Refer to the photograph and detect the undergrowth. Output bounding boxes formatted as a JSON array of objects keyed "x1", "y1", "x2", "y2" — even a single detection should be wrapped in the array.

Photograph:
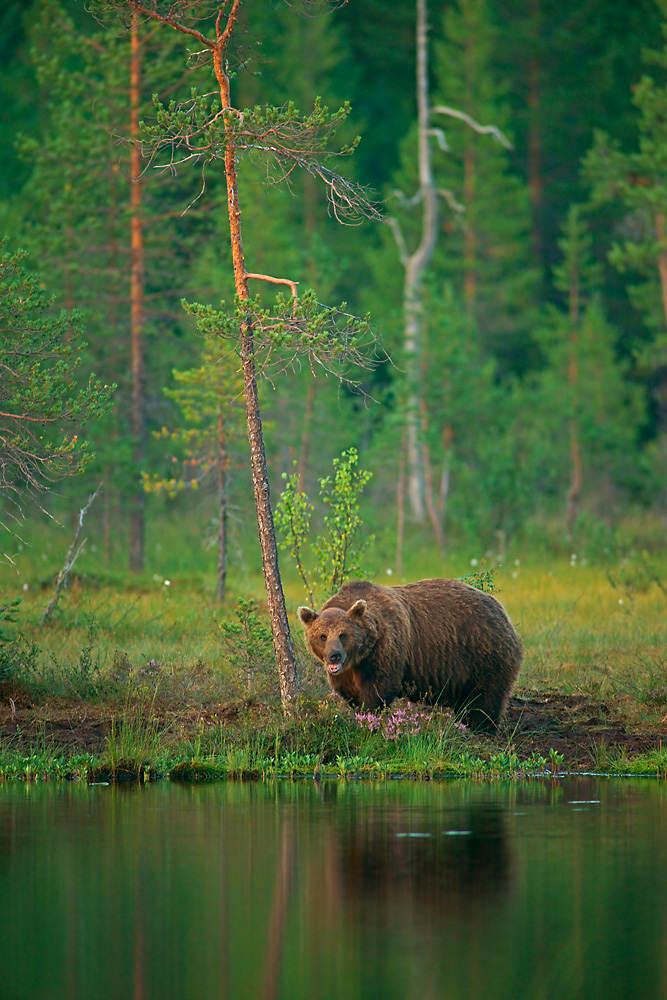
[{"x1": 0, "y1": 536, "x2": 666, "y2": 780}]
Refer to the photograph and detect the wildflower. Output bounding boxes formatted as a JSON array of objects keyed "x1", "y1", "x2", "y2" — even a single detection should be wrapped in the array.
[
  {"x1": 386, "y1": 568, "x2": 393, "y2": 576},
  {"x1": 164, "y1": 579, "x2": 171, "y2": 587},
  {"x1": 470, "y1": 558, "x2": 478, "y2": 567}
]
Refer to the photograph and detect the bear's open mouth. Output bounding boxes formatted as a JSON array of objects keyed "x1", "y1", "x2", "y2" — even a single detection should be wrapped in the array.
[{"x1": 326, "y1": 662, "x2": 342, "y2": 674}]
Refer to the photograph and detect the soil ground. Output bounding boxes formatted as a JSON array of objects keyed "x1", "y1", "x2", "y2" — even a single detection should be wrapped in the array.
[
  {"x1": 1, "y1": 681, "x2": 666, "y2": 772},
  {"x1": 505, "y1": 690, "x2": 667, "y2": 769}
]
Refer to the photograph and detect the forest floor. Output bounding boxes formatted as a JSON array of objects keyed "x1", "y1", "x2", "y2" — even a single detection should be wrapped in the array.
[
  {"x1": 1, "y1": 681, "x2": 666, "y2": 776},
  {"x1": 505, "y1": 689, "x2": 667, "y2": 771},
  {"x1": 1, "y1": 533, "x2": 667, "y2": 778}
]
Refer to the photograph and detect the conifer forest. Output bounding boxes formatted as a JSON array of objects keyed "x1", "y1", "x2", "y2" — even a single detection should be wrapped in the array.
[
  {"x1": 1, "y1": 0, "x2": 667, "y2": 707},
  {"x1": 0, "y1": 0, "x2": 667, "y2": 776},
  {"x1": 2, "y1": 0, "x2": 666, "y2": 567}
]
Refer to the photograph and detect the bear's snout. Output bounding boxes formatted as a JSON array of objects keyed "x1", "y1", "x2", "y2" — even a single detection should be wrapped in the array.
[{"x1": 324, "y1": 640, "x2": 347, "y2": 673}]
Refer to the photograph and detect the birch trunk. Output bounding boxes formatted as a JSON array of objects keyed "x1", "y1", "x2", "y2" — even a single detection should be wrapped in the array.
[
  {"x1": 401, "y1": 0, "x2": 439, "y2": 523},
  {"x1": 216, "y1": 406, "x2": 227, "y2": 603}
]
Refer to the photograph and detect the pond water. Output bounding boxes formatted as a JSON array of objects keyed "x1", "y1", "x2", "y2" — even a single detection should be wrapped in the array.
[{"x1": 1, "y1": 776, "x2": 666, "y2": 1000}]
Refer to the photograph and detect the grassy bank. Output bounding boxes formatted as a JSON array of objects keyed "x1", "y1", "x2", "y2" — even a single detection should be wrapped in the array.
[{"x1": 1, "y1": 520, "x2": 666, "y2": 779}]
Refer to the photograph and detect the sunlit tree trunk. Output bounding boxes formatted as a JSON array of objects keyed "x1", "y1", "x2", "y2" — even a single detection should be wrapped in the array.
[
  {"x1": 654, "y1": 212, "x2": 667, "y2": 330},
  {"x1": 396, "y1": 429, "x2": 406, "y2": 577},
  {"x1": 420, "y1": 395, "x2": 444, "y2": 554},
  {"x1": 129, "y1": 11, "x2": 146, "y2": 573},
  {"x1": 212, "y1": 14, "x2": 298, "y2": 714},
  {"x1": 438, "y1": 423, "x2": 454, "y2": 539},
  {"x1": 216, "y1": 405, "x2": 227, "y2": 602},
  {"x1": 526, "y1": 0, "x2": 543, "y2": 265},
  {"x1": 463, "y1": 138, "x2": 477, "y2": 308}
]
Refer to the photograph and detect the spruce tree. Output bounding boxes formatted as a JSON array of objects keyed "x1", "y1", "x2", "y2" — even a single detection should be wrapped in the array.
[
  {"x1": 432, "y1": 0, "x2": 537, "y2": 371},
  {"x1": 583, "y1": 17, "x2": 667, "y2": 439},
  {"x1": 531, "y1": 207, "x2": 646, "y2": 531},
  {"x1": 144, "y1": 334, "x2": 244, "y2": 601}
]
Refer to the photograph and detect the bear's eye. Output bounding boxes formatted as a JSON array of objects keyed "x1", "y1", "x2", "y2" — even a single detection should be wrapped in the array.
[
  {"x1": 339, "y1": 631, "x2": 347, "y2": 641},
  {"x1": 319, "y1": 634, "x2": 327, "y2": 642}
]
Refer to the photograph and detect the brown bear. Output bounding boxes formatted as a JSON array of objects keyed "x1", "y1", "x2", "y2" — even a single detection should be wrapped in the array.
[{"x1": 298, "y1": 578, "x2": 522, "y2": 731}]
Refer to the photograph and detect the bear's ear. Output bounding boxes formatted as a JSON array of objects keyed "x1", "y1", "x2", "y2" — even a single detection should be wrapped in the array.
[
  {"x1": 297, "y1": 606, "x2": 318, "y2": 625},
  {"x1": 347, "y1": 599, "x2": 367, "y2": 620}
]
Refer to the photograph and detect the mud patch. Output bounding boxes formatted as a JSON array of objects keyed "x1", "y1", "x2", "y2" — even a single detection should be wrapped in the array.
[{"x1": 506, "y1": 689, "x2": 667, "y2": 768}]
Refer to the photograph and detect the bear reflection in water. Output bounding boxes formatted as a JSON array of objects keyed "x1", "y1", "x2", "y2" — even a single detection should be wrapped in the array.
[{"x1": 316, "y1": 784, "x2": 513, "y2": 918}]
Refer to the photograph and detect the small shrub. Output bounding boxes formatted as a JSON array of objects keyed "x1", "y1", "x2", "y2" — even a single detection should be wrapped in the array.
[
  {"x1": 276, "y1": 447, "x2": 375, "y2": 603},
  {"x1": 218, "y1": 597, "x2": 275, "y2": 697},
  {"x1": 459, "y1": 565, "x2": 497, "y2": 593},
  {"x1": 0, "y1": 598, "x2": 20, "y2": 643}
]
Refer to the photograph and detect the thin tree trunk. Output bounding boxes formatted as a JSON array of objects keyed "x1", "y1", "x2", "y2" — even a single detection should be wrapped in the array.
[
  {"x1": 399, "y1": 0, "x2": 439, "y2": 524},
  {"x1": 526, "y1": 0, "x2": 542, "y2": 265},
  {"x1": 566, "y1": 414, "x2": 582, "y2": 540},
  {"x1": 104, "y1": 465, "x2": 112, "y2": 569},
  {"x1": 297, "y1": 379, "x2": 316, "y2": 492},
  {"x1": 105, "y1": 165, "x2": 120, "y2": 571},
  {"x1": 566, "y1": 244, "x2": 582, "y2": 540},
  {"x1": 129, "y1": 12, "x2": 146, "y2": 573},
  {"x1": 437, "y1": 424, "x2": 453, "y2": 541},
  {"x1": 216, "y1": 406, "x2": 227, "y2": 602},
  {"x1": 420, "y1": 392, "x2": 444, "y2": 555},
  {"x1": 213, "y1": 14, "x2": 298, "y2": 714},
  {"x1": 463, "y1": 138, "x2": 476, "y2": 308},
  {"x1": 654, "y1": 212, "x2": 667, "y2": 329},
  {"x1": 396, "y1": 430, "x2": 406, "y2": 578},
  {"x1": 654, "y1": 211, "x2": 667, "y2": 433}
]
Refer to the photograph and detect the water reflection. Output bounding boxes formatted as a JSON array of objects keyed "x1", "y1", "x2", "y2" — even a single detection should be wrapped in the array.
[
  {"x1": 326, "y1": 781, "x2": 513, "y2": 917},
  {"x1": 0, "y1": 778, "x2": 666, "y2": 1000}
]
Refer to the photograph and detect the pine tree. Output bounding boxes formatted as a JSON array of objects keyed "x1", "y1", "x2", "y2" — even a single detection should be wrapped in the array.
[
  {"x1": 15, "y1": 0, "x2": 210, "y2": 569},
  {"x1": 97, "y1": 0, "x2": 380, "y2": 715},
  {"x1": 0, "y1": 243, "x2": 113, "y2": 534},
  {"x1": 432, "y1": 0, "x2": 537, "y2": 371},
  {"x1": 144, "y1": 335, "x2": 244, "y2": 601}
]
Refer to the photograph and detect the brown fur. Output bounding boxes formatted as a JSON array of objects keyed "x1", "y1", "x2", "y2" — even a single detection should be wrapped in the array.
[{"x1": 298, "y1": 578, "x2": 523, "y2": 731}]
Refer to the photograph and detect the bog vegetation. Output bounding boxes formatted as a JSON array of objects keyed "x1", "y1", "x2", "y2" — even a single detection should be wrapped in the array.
[{"x1": 0, "y1": 0, "x2": 666, "y2": 777}]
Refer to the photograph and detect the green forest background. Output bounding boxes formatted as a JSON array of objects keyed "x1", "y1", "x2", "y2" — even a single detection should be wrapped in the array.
[{"x1": 2, "y1": 0, "x2": 667, "y2": 588}]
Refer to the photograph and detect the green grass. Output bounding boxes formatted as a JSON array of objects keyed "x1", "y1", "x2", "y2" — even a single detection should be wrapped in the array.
[{"x1": 1, "y1": 510, "x2": 666, "y2": 780}]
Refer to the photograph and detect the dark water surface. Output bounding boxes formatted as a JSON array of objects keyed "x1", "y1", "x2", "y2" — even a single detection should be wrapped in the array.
[{"x1": 1, "y1": 777, "x2": 666, "y2": 1000}]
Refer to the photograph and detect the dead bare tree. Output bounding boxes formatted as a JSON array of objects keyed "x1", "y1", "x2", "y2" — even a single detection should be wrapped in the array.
[
  {"x1": 388, "y1": 0, "x2": 509, "y2": 531},
  {"x1": 41, "y1": 484, "x2": 102, "y2": 625}
]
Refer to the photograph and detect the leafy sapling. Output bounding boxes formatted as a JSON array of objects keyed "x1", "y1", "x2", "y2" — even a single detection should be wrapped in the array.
[{"x1": 276, "y1": 447, "x2": 375, "y2": 603}]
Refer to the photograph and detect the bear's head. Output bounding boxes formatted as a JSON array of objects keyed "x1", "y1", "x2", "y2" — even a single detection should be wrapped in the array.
[{"x1": 297, "y1": 599, "x2": 372, "y2": 677}]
